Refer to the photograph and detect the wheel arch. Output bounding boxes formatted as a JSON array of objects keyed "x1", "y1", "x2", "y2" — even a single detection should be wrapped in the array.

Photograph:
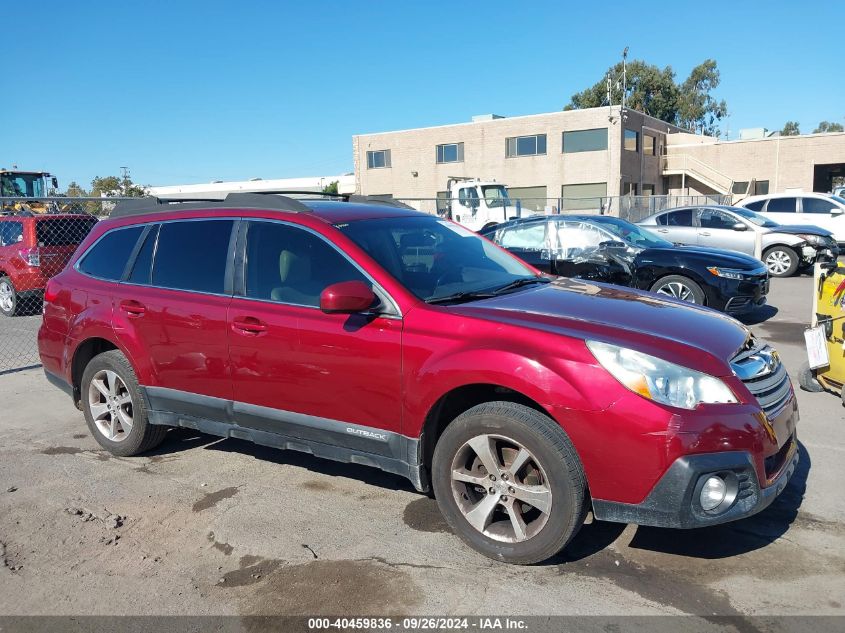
[{"x1": 69, "y1": 337, "x2": 124, "y2": 405}]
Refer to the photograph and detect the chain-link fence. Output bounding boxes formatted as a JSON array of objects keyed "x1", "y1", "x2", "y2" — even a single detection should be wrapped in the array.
[{"x1": 0, "y1": 197, "x2": 127, "y2": 373}]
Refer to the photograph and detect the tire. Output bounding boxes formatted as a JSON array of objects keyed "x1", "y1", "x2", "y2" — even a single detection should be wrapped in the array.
[
  {"x1": 798, "y1": 362, "x2": 824, "y2": 393},
  {"x1": 432, "y1": 401, "x2": 587, "y2": 565},
  {"x1": 81, "y1": 350, "x2": 167, "y2": 456},
  {"x1": 0, "y1": 276, "x2": 19, "y2": 317},
  {"x1": 763, "y1": 246, "x2": 799, "y2": 278},
  {"x1": 650, "y1": 275, "x2": 706, "y2": 305}
]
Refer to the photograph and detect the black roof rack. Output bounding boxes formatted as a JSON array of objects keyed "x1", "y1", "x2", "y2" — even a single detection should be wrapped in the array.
[{"x1": 110, "y1": 191, "x2": 416, "y2": 218}]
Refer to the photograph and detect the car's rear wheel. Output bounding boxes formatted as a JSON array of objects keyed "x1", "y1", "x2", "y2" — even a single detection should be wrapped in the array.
[
  {"x1": 81, "y1": 350, "x2": 167, "y2": 456},
  {"x1": 432, "y1": 401, "x2": 587, "y2": 564},
  {"x1": 650, "y1": 275, "x2": 706, "y2": 305},
  {"x1": 0, "y1": 276, "x2": 19, "y2": 317},
  {"x1": 763, "y1": 246, "x2": 799, "y2": 277}
]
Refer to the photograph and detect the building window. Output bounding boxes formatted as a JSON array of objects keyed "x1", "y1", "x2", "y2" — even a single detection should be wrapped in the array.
[
  {"x1": 624, "y1": 129, "x2": 639, "y2": 152},
  {"x1": 506, "y1": 134, "x2": 547, "y2": 157},
  {"x1": 436, "y1": 143, "x2": 464, "y2": 164},
  {"x1": 561, "y1": 182, "x2": 608, "y2": 211},
  {"x1": 562, "y1": 128, "x2": 607, "y2": 153},
  {"x1": 643, "y1": 134, "x2": 656, "y2": 156},
  {"x1": 732, "y1": 181, "x2": 749, "y2": 194},
  {"x1": 366, "y1": 149, "x2": 391, "y2": 169},
  {"x1": 754, "y1": 180, "x2": 770, "y2": 195},
  {"x1": 642, "y1": 184, "x2": 654, "y2": 196},
  {"x1": 508, "y1": 186, "x2": 548, "y2": 212}
]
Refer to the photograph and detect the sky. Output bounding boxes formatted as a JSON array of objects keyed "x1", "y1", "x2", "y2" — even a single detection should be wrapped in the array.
[{"x1": 6, "y1": 0, "x2": 843, "y2": 189}]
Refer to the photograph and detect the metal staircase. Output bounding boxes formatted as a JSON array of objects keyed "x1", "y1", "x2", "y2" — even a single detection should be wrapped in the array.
[{"x1": 661, "y1": 154, "x2": 750, "y2": 202}]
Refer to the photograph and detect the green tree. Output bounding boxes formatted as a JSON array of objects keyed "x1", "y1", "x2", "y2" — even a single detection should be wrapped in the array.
[
  {"x1": 90, "y1": 174, "x2": 146, "y2": 197},
  {"x1": 64, "y1": 181, "x2": 88, "y2": 197},
  {"x1": 781, "y1": 121, "x2": 801, "y2": 136},
  {"x1": 565, "y1": 58, "x2": 728, "y2": 136},
  {"x1": 814, "y1": 121, "x2": 844, "y2": 133},
  {"x1": 322, "y1": 180, "x2": 339, "y2": 195}
]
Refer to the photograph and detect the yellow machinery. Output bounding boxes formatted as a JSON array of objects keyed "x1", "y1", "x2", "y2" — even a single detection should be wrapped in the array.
[
  {"x1": 801, "y1": 261, "x2": 845, "y2": 400},
  {"x1": 0, "y1": 169, "x2": 59, "y2": 214}
]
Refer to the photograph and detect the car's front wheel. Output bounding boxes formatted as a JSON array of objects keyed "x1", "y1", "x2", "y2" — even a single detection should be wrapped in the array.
[
  {"x1": 432, "y1": 402, "x2": 587, "y2": 564},
  {"x1": 763, "y1": 246, "x2": 799, "y2": 277},
  {"x1": 0, "y1": 276, "x2": 19, "y2": 317},
  {"x1": 81, "y1": 350, "x2": 168, "y2": 456},
  {"x1": 650, "y1": 275, "x2": 706, "y2": 305}
]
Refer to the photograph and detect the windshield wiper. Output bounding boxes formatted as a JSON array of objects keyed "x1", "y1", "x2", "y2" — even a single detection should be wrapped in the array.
[
  {"x1": 491, "y1": 276, "x2": 551, "y2": 295},
  {"x1": 425, "y1": 290, "x2": 498, "y2": 305}
]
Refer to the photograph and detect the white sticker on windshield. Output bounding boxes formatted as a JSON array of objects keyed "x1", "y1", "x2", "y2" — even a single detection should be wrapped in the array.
[{"x1": 436, "y1": 220, "x2": 477, "y2": 238}]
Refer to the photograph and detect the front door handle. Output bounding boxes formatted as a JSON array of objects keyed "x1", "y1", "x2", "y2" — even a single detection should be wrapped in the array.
[
  {"x1": 656, "y1": 229, "x2": 669, "y2": 233},
  {"x1": 699, "y1": 231, "x2": 711, "y2": 236},
  {"x1": 119, "y1": 300, "x2": 146, "y2": 317},
  {"x1": 231, "y1": 316, "x2": 268, "y2": 335}
]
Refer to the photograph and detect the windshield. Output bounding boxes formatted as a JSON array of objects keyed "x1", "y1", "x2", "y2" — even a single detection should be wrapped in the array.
[
  {"x1": 0, "y1": 173, "x2": 44, "y2": 198},
  {"x1": 482, "y1": 185, "x2": 510, "y2": 209},
  {"x1": 591, "y1": 217, "x2": 672, "y2": 249},
  {"x1": 726, "y1": 205, "x2": 779, "y2": 228},
  {"x1": 336, "y1": 215, "x2": 537, "y2": 303}
]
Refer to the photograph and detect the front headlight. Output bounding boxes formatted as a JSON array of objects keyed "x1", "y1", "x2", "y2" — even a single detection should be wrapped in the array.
[
  {"x1": 707, "y1": 267, "x2": 745, "y2": 280},
  {"x1": 797, "y1": 233, "x2": 824, "y2": 246},
  {"x1": 587, "y1": 341, "x2": 738, "y2": 410}
]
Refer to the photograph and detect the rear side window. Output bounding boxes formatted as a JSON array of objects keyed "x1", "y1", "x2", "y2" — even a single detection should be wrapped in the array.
[
  {"x1": 152, "y1": 220, "x2": 234, "y2": 294},
  {"x1": 0, "y1": 221, "x2": 24, "y2": 246},
  {"x1": 766, "y1": 198, "x2": 796, "y2": 213},
  {"x1": 78, "y1": 226, "x2": 144, "y2": 281},
  {"x1": 744, "y1": 200, "x2": 765, "y2": 211},
  {"x1": 36, "y1": 217, "x2": 98, "y2": 246},
  {"x1": 662, "y1": 209, "x2": 693, "y2": 227}
]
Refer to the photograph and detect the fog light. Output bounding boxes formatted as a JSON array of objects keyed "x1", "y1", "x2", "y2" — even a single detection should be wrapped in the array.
[{"x1": 700, "y1": 476, "x2": 727, "y2": 511}]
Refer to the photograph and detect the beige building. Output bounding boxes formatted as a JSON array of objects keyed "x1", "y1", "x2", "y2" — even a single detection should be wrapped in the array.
[{"x1": 352, "y1": 107, "x2": 845, "y2": 211}]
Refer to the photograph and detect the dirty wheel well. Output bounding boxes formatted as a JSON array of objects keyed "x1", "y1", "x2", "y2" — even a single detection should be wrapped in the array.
[
  {"x1": 71, "y1": 338, "x2": 118, "y2": 404},
  {"x1": 420, "y1": 384, "x2": 548, "y2": 487}
]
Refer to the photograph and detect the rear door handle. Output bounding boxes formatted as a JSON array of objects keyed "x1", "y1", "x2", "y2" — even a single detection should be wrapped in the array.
[
  {"x1": 119, "y1": 300, "x2": 146, "y2": 317},
  {"x1": 231, "y1": 316, "x2": 268, "y2": 335},
  {"x1": 699, "y1": 231, "x2": 711, "y2": 236},
  {"x1": 656, "y1": 229, "x2": 669, "y2": 233}
]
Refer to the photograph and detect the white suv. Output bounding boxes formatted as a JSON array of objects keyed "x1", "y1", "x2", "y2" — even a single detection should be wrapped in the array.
[{"x1": 737, "y1": 192, "x2": 845, "y2": 243}]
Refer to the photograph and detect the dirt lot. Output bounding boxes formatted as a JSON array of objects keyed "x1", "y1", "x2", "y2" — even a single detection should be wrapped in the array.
[{"x1": 1, "y1": 275, "x2": 844, "y2": 622}]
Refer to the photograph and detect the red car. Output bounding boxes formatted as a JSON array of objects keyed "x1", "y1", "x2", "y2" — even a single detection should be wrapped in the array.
[
  {"x1": 0, "y1": 213, "x2": 98, "y2": 316},
  {"x1": 38, "y1": 194, "x2": 799, "y2": 564}
]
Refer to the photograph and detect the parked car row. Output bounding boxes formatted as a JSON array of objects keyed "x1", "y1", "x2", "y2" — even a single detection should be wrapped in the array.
[
  {"x1": 38, "y1": 193, "x2": 799, "y2": 565},
  {"x1": 736, "y1": 192, "x2": 845, "y2": 244}
]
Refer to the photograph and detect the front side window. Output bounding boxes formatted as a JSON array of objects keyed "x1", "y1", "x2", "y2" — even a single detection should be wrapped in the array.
[
  {"x1": 0, "y1": 221, "x2": 24, "y2": 247},
  {"x1": 482, "y1": 185, "x2": 510, "y2": 208},
  {"x1": 506, "y1": 134, "x2": 546, "y2": 157},
  {"x1": 562, "y1": 128, "x2": 607, "y2": 153},
  {"x1": 436, "y1": 143, "x2": 464, "y2": 164},
  {"x1": 556, "y1": 222, "x2": 608, "y2": 259},
  {"x1": 500, "y1": 222, "x2": 547, "y2": 250},
  {"x1": 337, "y1": 216, "x2": 534, "y2": 303},
  {"x1": 152, "y1": 220, "x2": 234, "y2": 294},
  {"x1": 802, "y1": 197, "x2": 837, "y2": 213},
  {"x1": 766, "y1": 197, "x2": 797, "y2": 213},
  {"x1": 366, "y1": 149, "x2": 391, "y2": 169},
  {"x1": 624, "y1": 129, "x2": 639, "y2": 152},
  {"x1": 244, "y1": 221, "x2": 367, "y2": 307},
  {"x1": 78, "y1": 226, "x2": 144, "y2": 281},
  {"x1": 699, "y1": 209, "x2": 739, "y2": 230}
]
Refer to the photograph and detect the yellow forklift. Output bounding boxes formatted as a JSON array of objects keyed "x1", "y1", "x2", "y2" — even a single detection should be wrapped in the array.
[
  {"x1": 0, "y1": 169, "x2": 60, "y2": 214},
  {"x1": 801, "y1": 261, "x2": 845, "y2": 402}
]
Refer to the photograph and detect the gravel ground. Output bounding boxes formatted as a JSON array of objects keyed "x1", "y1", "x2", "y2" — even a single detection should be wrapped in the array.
[{"x1": 0, "y1": 275, "x2": 843, "y2": 623}]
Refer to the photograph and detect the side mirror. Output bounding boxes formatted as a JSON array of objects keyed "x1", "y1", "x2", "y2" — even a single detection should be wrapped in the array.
[
  {"x1": 320, "y1": 280, "x2": 376, "y2": 314},
  {"x1": 830, "y1": 208, "x2": 843, "y2": 216},
  {"x1": 599, "y1": 240, "x2": 628, "y2": 250},
  {"x1": 51, "y1": 177, "x2": 59, "y2": 190},
  {"x1": 731, "y1": 222, "x2": 748, "y2": 231}
]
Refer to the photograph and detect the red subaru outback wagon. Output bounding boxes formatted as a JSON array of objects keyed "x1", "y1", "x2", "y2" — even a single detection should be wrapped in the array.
[{"x1": 39, "y1": 193, "x2": 799, "y2": 564}]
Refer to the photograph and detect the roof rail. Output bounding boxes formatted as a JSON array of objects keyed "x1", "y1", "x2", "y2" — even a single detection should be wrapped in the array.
[
  {"x1": 110, "y1": 193, "x2": 312, "y2": 218},
  {"x1": 214, "y1": 190, "x2": 417, "y2": 211}
]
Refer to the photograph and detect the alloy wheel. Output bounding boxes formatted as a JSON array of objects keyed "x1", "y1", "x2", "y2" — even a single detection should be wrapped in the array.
[
  {"x1": 765, "y1": 250, "x2": 792, "y2": 276},
  {"x1": 0, "y1": 281, "x2": 13, "y2": 313},
  {"x1": 655, "y1": 281, "x2": 695, "y2": 302},
  {"x1": 450, "y1": 434, "x2": 552, "y2": 543},
  {"x1": 88, "y1": 370, "x2": 134, "y2": 442}
]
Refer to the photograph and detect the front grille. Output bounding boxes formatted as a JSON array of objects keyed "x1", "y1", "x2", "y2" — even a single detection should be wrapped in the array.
[{"x1": 731, "y1": 337, "x2": 793, "y2": 418}]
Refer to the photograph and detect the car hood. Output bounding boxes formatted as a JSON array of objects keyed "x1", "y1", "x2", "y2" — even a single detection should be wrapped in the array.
[
  {"x1": 766, "y1": 224, "x2": 834, "y2": 238},
  {"x1": 450, "y1": 278, "x2": 750, "y2": 376},
  {"x1": 642, "y1": 245, "x2": 765, "y2": 270}
]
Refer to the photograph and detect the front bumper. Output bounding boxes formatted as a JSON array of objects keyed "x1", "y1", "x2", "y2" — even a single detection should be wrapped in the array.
[
  {"x1": 592, "y1": 435, "x2": 799, "y2": 529},
  {"x1": 710, "y1": 275, "x2": 769, "y2": 314}
]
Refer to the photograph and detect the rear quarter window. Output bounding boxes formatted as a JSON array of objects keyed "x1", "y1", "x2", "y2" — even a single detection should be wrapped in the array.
[
  {"x1": 0, "y1": 221, "x2": 24, "y2": 246},
  {"x1": 77, "y1": 226, "x2": 144, "y2": 281},
  {"x1": 36, "y1": 217, "x2": 98, "y2": 246},
  {"x1": 744, "y1": 200, "x2": 765, "y2": 212}
]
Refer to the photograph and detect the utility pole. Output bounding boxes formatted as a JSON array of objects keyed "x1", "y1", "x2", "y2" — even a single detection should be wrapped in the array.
[{"x1": 621, "y1": 46, "x2": 629, "y2": 112}]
